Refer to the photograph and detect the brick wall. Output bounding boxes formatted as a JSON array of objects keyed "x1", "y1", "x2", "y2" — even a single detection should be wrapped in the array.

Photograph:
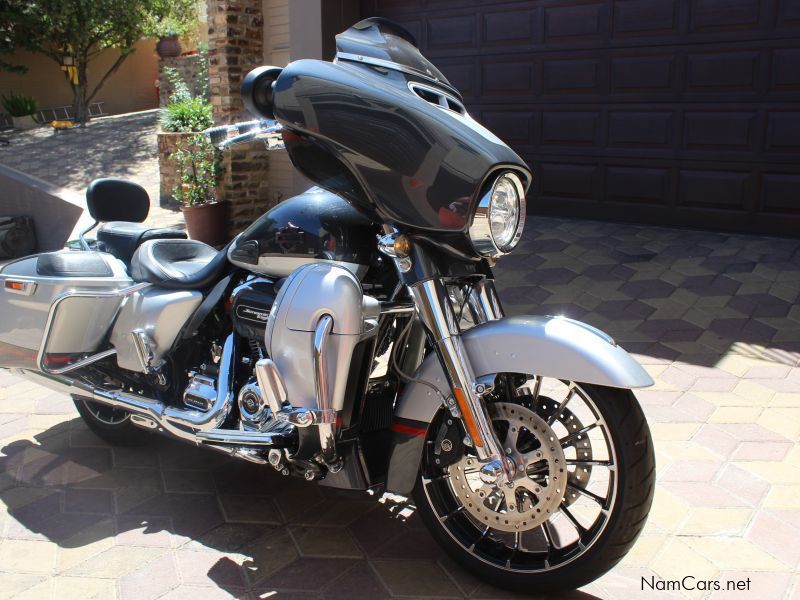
[
  {"x1": 207, "y1": 0, "x2": 278, "y2": 235},
  {"x1": 207, "y1": 0, "x2": 264, "y2": 124}
]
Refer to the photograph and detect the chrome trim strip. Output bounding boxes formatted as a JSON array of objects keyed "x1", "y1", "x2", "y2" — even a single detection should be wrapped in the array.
[
  {"x1": 313, "y1": 315, "x2": 338, "y2": 465},
  {"x1": 43, "y1": 348, "x2": 118, "y2": 375},
  {"x1": 196, "y1": 428, "x2": 288, "y2": 446},
  {"x1": 37, "y1": 281, "x2": 151, "y2": 375},
  {"x1": 335, "y1": 52, "x2": 462, "y2": 98}
]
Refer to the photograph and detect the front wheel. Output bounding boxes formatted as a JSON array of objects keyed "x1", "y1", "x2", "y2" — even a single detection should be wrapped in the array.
[{"x1": 413, "y1": 378, "x2": 655, "y2": 594}]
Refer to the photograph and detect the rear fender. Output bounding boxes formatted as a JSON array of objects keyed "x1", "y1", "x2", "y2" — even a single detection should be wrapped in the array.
[{"x1": 386, "y1": 315, "x2": 653, "y2": 494}]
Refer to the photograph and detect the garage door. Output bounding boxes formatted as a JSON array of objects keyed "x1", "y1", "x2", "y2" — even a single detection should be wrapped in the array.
[{"x1": 359, "y1": 0, "x2": 800, "y2": 236}]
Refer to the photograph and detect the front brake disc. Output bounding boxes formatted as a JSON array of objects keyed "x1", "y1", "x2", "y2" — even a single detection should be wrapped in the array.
[
  {"x1": 536, "y1": 395, "x2": 593, "y2": 506},
  {"x1": 447, "y1": 402, "x2": 567, "y2": 533}
]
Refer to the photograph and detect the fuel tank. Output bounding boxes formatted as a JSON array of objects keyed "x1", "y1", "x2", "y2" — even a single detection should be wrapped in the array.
[{"x1": 227, "y1": 186, "x2": 378, "y2": 279}]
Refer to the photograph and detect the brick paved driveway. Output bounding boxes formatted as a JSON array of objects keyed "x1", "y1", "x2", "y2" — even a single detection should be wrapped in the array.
[
  {"x1": 0, "y1": 214, "x2": 798, "y2": 598},
  {"x1": 0, "y1": 111, "x2": 181, "y2": 230}
]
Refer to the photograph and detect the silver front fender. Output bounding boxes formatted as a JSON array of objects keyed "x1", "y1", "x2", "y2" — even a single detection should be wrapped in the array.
[{"x1": 386, "y1": 315, "x2": 653, "y2": 493}]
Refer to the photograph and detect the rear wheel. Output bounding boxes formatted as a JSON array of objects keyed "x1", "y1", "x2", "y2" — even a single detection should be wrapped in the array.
[
  {"x1": 413, "y1": 377, "x2": 654, "y2": 594},
  {"x1": 73, "y1": 398, "x2": 153, "y2": 446}
]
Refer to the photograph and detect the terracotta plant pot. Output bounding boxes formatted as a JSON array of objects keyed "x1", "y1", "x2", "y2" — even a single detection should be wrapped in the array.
[
  {"x1": 12, "y1": 115, "x2": 38, "y2": 130},
  {"x1": 182, "y1": 201, "x2": 230, "y2": 247},
  {"x1": 156, "y1": 36, "x2": 182, "y2": 59}
]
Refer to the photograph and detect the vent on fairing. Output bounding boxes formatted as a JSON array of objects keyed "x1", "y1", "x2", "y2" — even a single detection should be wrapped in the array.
[{"x1": 408, "y1": 82, "x2": 465, "y2": 114}]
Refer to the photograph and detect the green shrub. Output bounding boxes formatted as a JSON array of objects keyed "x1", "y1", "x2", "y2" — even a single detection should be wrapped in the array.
[
  {"x1": 1, "y1": 91, "x2": 37, "y2": 117},
  {"x1": 172, "y1": 134, "x2": 219, "y2": 206},
  {"x1": 159, "y1": 96, "x2": 212, "y2": 132}
]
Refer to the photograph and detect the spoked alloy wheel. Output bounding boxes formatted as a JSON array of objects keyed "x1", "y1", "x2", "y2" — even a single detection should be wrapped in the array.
[{"x1": 413, "y1": 377, "x2": 655, "y2": 594}]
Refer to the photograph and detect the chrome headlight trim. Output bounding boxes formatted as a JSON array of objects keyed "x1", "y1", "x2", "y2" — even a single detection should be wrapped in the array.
[{"x1": 469, "y1": 171, "x2": 526, "y2": 258}]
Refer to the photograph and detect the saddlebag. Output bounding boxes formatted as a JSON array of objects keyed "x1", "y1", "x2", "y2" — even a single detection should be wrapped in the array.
[{"x1": 0, "y1": 250, "x2": 133, "y2": 370}]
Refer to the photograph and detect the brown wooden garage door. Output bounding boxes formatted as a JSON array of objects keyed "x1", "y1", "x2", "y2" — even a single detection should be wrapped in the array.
[{"x1": 359, "y1": 0, "x2": 800, "y2": 236}]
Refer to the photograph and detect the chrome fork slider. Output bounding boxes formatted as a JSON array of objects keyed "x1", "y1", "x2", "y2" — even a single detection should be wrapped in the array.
[{"x1": 410, "y1": 278, "x2": 513, "y2": 485}]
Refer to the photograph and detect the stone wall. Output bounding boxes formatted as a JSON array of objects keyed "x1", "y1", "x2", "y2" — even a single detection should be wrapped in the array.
[
  {"x1": 207, "y1": 0, "x2": 278, "y2": 235},
  {"x1": 158, "y1": 54, "x2": 206, "y2": 107}
]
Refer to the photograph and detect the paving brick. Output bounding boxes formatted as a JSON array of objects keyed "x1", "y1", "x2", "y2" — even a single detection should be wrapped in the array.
[
  {"x1": 289, "y1": 525, "x2": 363, "y2": 558},
  {"x1": 371, "y1": 559, "x2": 462, "y2": 597},
  {"x1": 679, "y1": 508, "x2": 753, "y2": 536}
]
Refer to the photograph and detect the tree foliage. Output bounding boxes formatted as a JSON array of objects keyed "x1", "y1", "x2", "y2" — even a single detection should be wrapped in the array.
[{"x1": 0, "y1": 0, "x2": 198, "y2": 122}]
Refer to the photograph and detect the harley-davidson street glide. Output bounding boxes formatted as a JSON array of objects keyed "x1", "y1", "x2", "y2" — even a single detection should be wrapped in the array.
[{"x1": 0, "y1": 18, "x2": 654, "y2": 593}]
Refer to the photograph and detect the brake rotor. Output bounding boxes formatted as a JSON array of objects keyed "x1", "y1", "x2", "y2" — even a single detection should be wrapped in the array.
[
  {"x1": 535, "y1": 395, "x2": 594, "y2": 507},
  {"x1": 447, "y1": 402, "x2": 567, "y2": 533}
]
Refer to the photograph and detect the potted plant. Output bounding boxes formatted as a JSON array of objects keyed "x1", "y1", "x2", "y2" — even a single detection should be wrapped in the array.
[
  {"x1": 157, "y1": 67, "x2": 213, "y2": 207},
  {"x1": 173, "y1": 133, "x2": 229, "y2": 246},
  {"x1": 1, "y1": 92, "x2": 39, "y2": 130},
  {"x1": 148, "y1": 1, "x2": 199, "y2": 59},
  {"x1": 155, "y1": 32, "x2": 182, "y2": 59}
]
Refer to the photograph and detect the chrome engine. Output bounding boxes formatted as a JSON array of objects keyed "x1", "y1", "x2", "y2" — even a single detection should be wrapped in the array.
[{"x1": 27, "y1": 263, "x2": 380, "y2": 478}]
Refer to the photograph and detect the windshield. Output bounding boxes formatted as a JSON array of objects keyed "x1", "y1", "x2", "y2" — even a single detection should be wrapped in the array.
[{"x1": 335, "y1": 17, "x2": 459, "y2": 98}]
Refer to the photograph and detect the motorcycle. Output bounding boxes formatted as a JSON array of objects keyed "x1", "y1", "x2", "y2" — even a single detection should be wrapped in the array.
[{"x1": 0, "y1": 18, "x2": 655, "y2": 593}]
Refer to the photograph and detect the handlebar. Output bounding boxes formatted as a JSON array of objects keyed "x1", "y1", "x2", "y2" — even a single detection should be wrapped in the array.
[{"x1": 203, "y1": 119, "x2": 285, "y2": 150}]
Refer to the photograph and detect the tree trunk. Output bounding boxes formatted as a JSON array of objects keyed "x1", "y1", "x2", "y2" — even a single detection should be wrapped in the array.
[{"x1": 71, "y1": 63, "x2": 89, "y2": 125}]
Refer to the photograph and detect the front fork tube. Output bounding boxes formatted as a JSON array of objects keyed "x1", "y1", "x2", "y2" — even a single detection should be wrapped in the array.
[{"x1": 409, "y1": 278, "x2": 514, "y2": 485}]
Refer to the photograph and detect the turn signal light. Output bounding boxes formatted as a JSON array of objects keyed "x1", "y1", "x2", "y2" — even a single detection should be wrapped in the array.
[{"x1": 453, "y1": 387, "x2": 483, "y2": 448}]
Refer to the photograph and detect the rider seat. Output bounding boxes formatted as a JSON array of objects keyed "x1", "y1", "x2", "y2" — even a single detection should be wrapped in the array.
[
  {"x1": 130, "y1": 239, "x2": 231, "y2": 290},
  {"x1": 86, "y1": 178, "x2": 187, "y2": 263}
]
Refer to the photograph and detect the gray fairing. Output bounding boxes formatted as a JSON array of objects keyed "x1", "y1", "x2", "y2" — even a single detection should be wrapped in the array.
[{"x1": 386, "y1": 315, "x2": 653, "y2": 494}]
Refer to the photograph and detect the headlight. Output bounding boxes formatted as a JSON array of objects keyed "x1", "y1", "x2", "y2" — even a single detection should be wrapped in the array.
[{"x1": 469, "y1": 172, "x2": 526, "y2": 257}]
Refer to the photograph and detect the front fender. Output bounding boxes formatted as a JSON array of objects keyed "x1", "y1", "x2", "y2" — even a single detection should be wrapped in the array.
[{"x1": 386, "y1": 315, "x2": 653, "y2": 494}]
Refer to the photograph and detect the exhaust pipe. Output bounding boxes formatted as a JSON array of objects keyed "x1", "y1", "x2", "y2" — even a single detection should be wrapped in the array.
[
  {"x1": 68, "y1": 335, "x2": 236, "y2": 443},
  {"x1": 18, "y1": 334, "x2": 287, "y2": 459}
]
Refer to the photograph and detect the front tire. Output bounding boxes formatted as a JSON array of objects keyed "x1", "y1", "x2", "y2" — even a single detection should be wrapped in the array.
[
  {"x1": 413, "y1": 379, "x2": 654, "y2": 594},
  {"x1": 73, "y1": 398, "x2": 153, "y2": 446}
]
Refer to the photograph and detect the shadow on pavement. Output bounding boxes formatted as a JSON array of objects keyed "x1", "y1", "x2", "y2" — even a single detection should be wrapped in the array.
[{"x1": 0, "y1": 419, "x2": 607, "y2": 599}]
